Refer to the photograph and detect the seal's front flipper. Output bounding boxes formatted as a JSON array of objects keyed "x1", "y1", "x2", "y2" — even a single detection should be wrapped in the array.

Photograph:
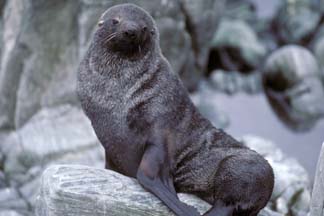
[
  {"x1": 136, "y1": 142, "x2": 200, "y2": 216},
  {"x1": 104, "y1": 151, "x2": 119, "y2": 172}
]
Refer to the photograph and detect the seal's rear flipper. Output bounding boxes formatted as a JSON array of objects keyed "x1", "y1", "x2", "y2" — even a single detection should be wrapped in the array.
[
  {"x1": 202, "y1": 200, "x2": 262, "y2": 216},
  {"x1": 202, "y1": 201, "x2": 234, "y2": 216}
]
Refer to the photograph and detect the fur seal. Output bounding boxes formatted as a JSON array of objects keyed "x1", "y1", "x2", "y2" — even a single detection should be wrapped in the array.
[{"x1": 77, "y1": 4, "x2": 274, "y2": 216}]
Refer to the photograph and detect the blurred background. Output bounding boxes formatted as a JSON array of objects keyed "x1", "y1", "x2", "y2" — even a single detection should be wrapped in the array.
[{"x1": 0, "y1": 0, "x2": 323, "y2": 216}]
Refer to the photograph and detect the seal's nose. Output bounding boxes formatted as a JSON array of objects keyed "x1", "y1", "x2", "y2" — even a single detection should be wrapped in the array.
[{"x1": 124, "y1": 29, "x2": 137, "y2": 40}]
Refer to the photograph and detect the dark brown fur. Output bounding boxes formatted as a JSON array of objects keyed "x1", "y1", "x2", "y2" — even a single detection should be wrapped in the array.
[{"x1": 77, "y1": 4, "x2": 274, "y2": 216}]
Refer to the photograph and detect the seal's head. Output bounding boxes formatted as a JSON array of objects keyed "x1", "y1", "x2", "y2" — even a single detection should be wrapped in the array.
[{"x1": 94, "y1": 4, "x2": 158, "y2": 58}]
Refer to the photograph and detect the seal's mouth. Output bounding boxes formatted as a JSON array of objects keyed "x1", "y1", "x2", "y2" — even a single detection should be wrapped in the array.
[{"x1": 107, "y1": 28, "x2": 152, "y2": 57}]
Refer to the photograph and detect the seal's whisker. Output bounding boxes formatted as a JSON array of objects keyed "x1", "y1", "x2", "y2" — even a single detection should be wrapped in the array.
[
  {"x1": 103, "y1": 32, "x2": 117, "y2": 42},
  {"x1": 105, "y1": 35, "x2": 117, "y2": 44},
  {"x1": 138, "y1": 45, "x2": 142, "y2": 55},
  {"x1": 104, "y1": 32, "x2": 123, "y2": 44},
  {"x1": 103, "y1": 32, "x2": 117, "y2": 40}
]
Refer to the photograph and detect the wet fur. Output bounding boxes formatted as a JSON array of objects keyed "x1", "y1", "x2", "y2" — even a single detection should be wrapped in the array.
[{"x1": 77, "y1": 4, "x2": 274, "y2": 216}]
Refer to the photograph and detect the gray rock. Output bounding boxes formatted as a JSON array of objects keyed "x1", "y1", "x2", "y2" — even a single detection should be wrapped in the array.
[
  {"x1": 0, "y1": 171, "x2": 5, "y2": 188},
  {"x1": 179, "y1": 0, "x2": 225, "y2": 79},
  {"x1": 0, "y1": 0, "x2": 81, "y2": 129},
  {"x1": 0, "y1": 210, "x2": 23, "y2": 216},
  {"x1": 209, "y1": 69, "x2": 263, "y2": 95},
  {"x1": 190, "y1": 81, "x2": 230, "y2": 129},
  {"x1": 210, "y1": 18, "x2": 266, "y2": 72},
  {"x1": 0, "y1": 0, "x2": 29, "y2": 129},
  {"x1": 3, "y1": 105, "x2": 104, "y2": 186},
  {"x1": 314, "y1": 37, "x2": 324, "y2": 81},
  {"x1": 225, "y1": 0, "x2": 257, "y2": 24},
  {"x1": 263, "y1": 45, "x2": 324, "y2": 131},
  {"x1": 18, "y1": 167, "x2": 42, "y2": 206},
  {"x1": 242, "y1": 135, "x2": 311, "y2": 216},
  {"x1": 0, "y1": 187, "x2": 29, "y2": 212},
  {"x1": 310, "y1": 143, "x2": 324, "y2": 216},
  {"x1": 35, "y1": 165, "x2": 282, "y2": 216},
  {"x1": 272, "y1": 0, "x2": 321, "y2": 44}
]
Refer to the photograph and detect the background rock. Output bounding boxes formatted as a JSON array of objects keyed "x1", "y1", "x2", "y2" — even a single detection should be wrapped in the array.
[
  {"x1": 1, "y1": 105, "x2": 104, "y2": 213},
  {"x1": 263, "y1": 45, "x2": 324, "y2": 131},
  {"x1": 0, "y1": 210, "x2": 23, "y2": 216},
  {"x1": 209, "y1": 69, "x2": 263, "y2": 95},
  {"x1": 208, "y1": 18, "x2": 266, "y2": 73},
  {"x1": 271, "y1": 0, "x2": 321, "y2": 45},
  {"x1": 242, "y1": 135, "x2": 311, "y2": 216},
  {"x1": 313, "y1": 36, "x2": 324, "y2": 79},
  {"x1": 310, "y1": 143, "x2": 324, "y2": 216},
  {"x1": 190, "y1": 81, "x2": 230, "y2": 129}
]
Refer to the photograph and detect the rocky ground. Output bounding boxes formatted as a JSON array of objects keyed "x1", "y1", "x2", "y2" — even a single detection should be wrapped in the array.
[{"x1": 0, "y1": 0, "x2": 324, "y2": 215}]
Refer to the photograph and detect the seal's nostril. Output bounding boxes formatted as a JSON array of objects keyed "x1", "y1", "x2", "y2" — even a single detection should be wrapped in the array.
[
  {"x1": 142, "y1": 26, "x2": 148, "y2": 32},
  {"x1": 124, "y1": 29, "x2": 137, "y2": 39}
]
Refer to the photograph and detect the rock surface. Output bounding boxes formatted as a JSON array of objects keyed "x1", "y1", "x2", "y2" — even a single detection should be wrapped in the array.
[
  {"x1": 310, "y1": 143, "x2": 324, "y2": 216},
  {"x1": 272, "y1": 0, "x2": 321, "y2": 44},
  {"x1": 209, "y1": 18, "x2": 266, "y2": 73},
  {"x1": 314, "y1": 36, "x2": 324, "y2": 79},
  {"x1": 242, "y1": 135, "x2": 311, "y2": 216},
  {"x1": 0, "y1": 105, "x2": 104, "y2": 214},
  {"x1": 209, "y1": 69, "x2": 263, "y2": 95},
  {"x1": 263, "y1": 45, "x2": 324, "y2": 131},
  {"x1": 0, "y1": 210, "x2": 23, "y2": 216},
  {"x1": 36, "y1": 165, "x2": 282, "y2": 216},
  {"x1": 190, "y1": 81, "x2": 230, "y2": 129}
]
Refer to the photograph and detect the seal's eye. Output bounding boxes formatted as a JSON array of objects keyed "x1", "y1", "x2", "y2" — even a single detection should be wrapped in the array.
[
  {"x1": 112, "y1": 19, "x2": 119, "y2": 25},
  {"x1": 98, "y1": 20, "x2": 104, "y2": 27}
]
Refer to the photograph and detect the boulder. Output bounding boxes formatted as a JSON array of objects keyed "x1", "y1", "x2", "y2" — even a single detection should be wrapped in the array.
[
  {"x1": 313, "y1": 36, "x2": 324, "y2": 81},
  {"x1": 209, "y1": 18, "x2": 266, "y2": 73},
  {"x1": 0, "y1": 0, "x2": 81, "y2": 129},
  {"x1": 224, "y1": 0, "x2": 257, "y2": 24},
  {"x1": 190, "y1": 81, "x2": 230, "y2": 129},
  {"x1": 3, "y1": 105, "x2": 103, "y2": 182},
  {"x1": 263, "y1": 45, "x2": 324, "y2": 131},
  {"x1": 242, "y1": 135, "x2": 311, "y2": 216},
  {"x1": 0, "y1": 187, "x2": 30, "y2": 216},
  {"x1": 35, "y1": 165, "x2": 282, "y2": 216},
  {"x1": 272, "y1": 0, "x2": 321, "y2": 45},
  {"x1": 0, "y1": 210, "x2": 23, "y2": 216},
  {"x1": 209, "y1": 69, "x2": 263, "y2": 95},
  {"x1": 2, "y1": 105, "x2": 104, "y2": 210},
  {"x1": 310, "y1": 143, "x2": 324, "y2": 216},
  {"x1": 0, "y1": 171, "x2": 5, "y2": 188}
]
